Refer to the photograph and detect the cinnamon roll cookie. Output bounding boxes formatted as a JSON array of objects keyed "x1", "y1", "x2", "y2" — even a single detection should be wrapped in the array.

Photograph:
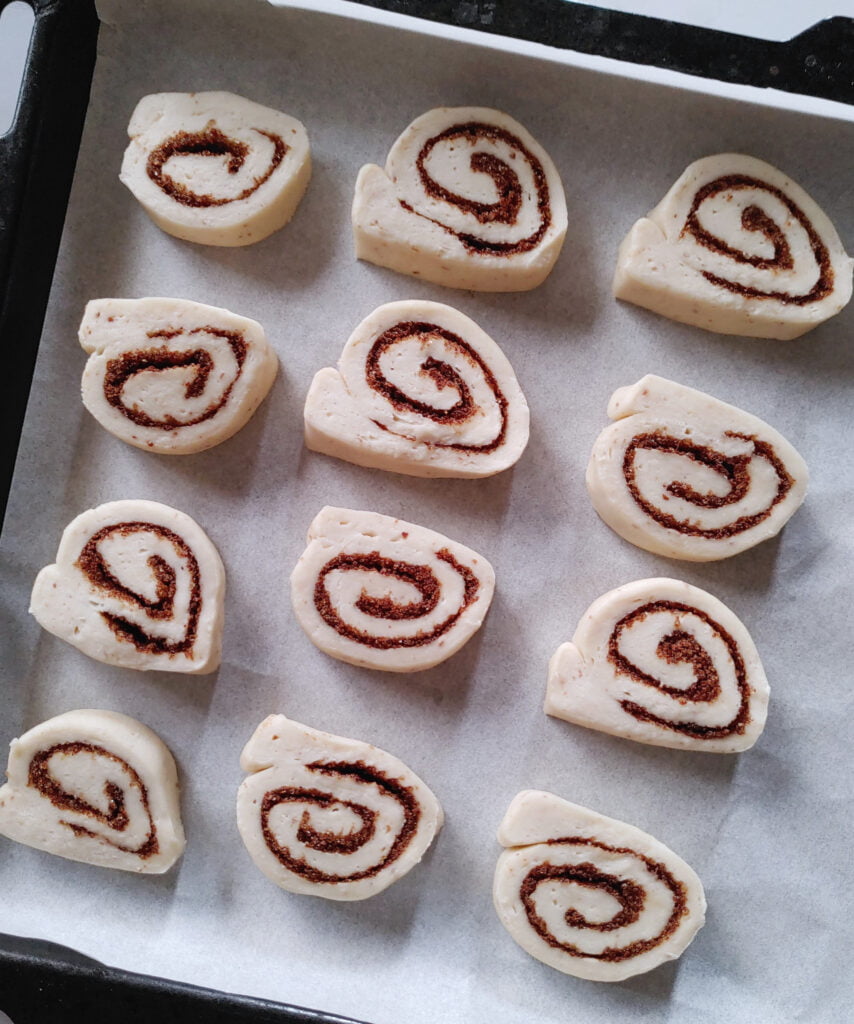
[
  {"x1": 586, "y1": 375, "x2": 808, "y2": 561},
  {"x1": 304, "y1": 300, "x2": 529, "y2": 477},
  {"x1": 546, "y1": 578, "x2": 769, "y2": 752},
  {"x1": 120, "y1": 91, "x2": 311, "y2": 246},
  {"x1": 290, "y1": 507, "x2": 495, "y2": 672},
  {"x1": 493, "y1": 791, "x2": 706, "y2": 981},
  {"x1": 353, "y1": 107, "x2": 567, "y2": 291},
  {"x1": 80, "y1": 297, "x2": 278, "y2": 454},
  {"x1": 30, "y1": 500, "x2": 225, "y2": 673},
  {"x1": 0, "y1": 710, "x2": 185, "y2": 873},
  {"x1": 614, "y1": 154, "x2": 853, "y2": 339},
  {"x1": 237, "y1": 715, "x2": 443, "y2": 900}
]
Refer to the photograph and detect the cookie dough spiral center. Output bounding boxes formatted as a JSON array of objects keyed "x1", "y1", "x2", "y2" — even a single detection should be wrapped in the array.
[
  {"x1": 76, "y1": 522, "x2": 202, "y2": 656},
  {"x1": 607, "y1": 600, "x2": 751, "y2": 738},
  {"x1": 28, "y1": 743, "x2": 158, "y2": 858},
  {"x1": 682, "y1": 174, "x2": 833, "y2": 304},
  {"x1": 103, "y1": 326, "x2": 247, "y2": 430},
  {"x1": 623, "y1": 431, "x2": 793, "y2": 538},
  {"x1": 402, "y1": 122, "x2": 551, "y2": 255},
  {"x1": 313, "y1": 548, "x2": 479, "y2": 649},
  {"x1": 521, "y1": 837, "x2": 687, "y2": 962},
  {"x1": 260, "y1": 760, "x2": 419, "y2": 884},
  {"x1": 365, "y1": 320, "x2": 508, "y2": 452},
  {"x1": 146, "y1": 124, "x2": 287, "y2": 208}
]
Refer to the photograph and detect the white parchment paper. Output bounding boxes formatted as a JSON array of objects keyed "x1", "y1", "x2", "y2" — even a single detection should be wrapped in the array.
[{"x1": 1, "y1": 2, "x2": 853, "y2": 1021}]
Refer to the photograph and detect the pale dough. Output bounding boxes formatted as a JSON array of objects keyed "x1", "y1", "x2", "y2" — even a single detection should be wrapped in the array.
[
  {"x1": 30, "y1": 500, "x2": 226, "y2": 673},
  {"x1": 0, "y1": 710, "x2": 185, "y2": 873},
  {"x1": 614, "y1": 153, "x2": 853, "y2": 339},
  {"x1": 493, "y1": 790, "x2": 706, "y2": 981},
  {"x1": 290, "y1": 506, "x2": 495, "y2": 672},
  {"x1": 237, "y1": 714, "x2": 443, "y2": 900},
  {"x1": 353, "y1": 107, "x2": 567, "y2": 291},
  {"x1": 304, "y1": 299, "x2": 529, "y2": 477},
  {"x1": 120, "y1": 91, "x2": 311, "y2": 246},
  {"x1": 80, "y1": 297, "x2": 278, "y2": 454},
  {"x1": 546, "y1": 577, "x2": 770, "y2": 752}
]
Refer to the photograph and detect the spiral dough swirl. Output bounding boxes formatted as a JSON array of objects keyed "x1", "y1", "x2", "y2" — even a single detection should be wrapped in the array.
[
  {"x1": 146, "y1": 125, "x2": 287, "y2": 208},
  {"x1": 76, "y1": 522, "x2": 201, "y2": 655},
  {"x1": 261, "y1": 760, "x2": 419, "y2": 883},
  {"x1": 623, "y1": 431, "x2": 794, "y2": 538},
  {"x1": 313, "y1": 548, "x2": 479, "y2": 649},
  {"x1": 608, "y1": 599, "x2": 750, "y2": 739},
  {"x1": 520, "y1": 836, "x2": 687, "y2": 963},
  {"x1": 683, "y1": 174, "x2": 833, "y2": 304},
  {"x1": 102, "y1": 326, "x2": 247, "y2": 430},
  {"x1": 28, "y1": 743, "x2": 158, "y2": 858},
  {"x1": 402, "y1": 122, "x2": 551, "y2": 256},
  {"x1": 365, "y1": 320, "x2": 508, "y2": 452}
]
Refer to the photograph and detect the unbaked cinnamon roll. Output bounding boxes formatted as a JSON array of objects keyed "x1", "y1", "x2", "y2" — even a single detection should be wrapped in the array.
[
  {"x1": 290, "y1": 506, "x2": 495, "y2": 672},
  {"x1": 546, "y1": 578, "x2": 769, "y2": 752},
  {"x1": 80, "y1": 297, "x2": 278, "y2": 454},
  {"x1": 120, "y1": 92, "x2": 311, "y2": 246},
  {"x1": 0, "y1": 710, "x2": 185, "y2": 873},
  {"x1": 586, "y1": 375, "x2": 808, "y2": 560},
  {"x1": 614, "y1": 154, "x2": 853, "y2": 338},
  {"x1": 237, "y1": 715, "x2": 443, "y2": 900},
  {"x1": 493, "y1": 790, "x2": 706, "y2": 981},
  {"x1": 30, "y1": 500, "x2": 225, "y2": 673},
  {"x1": 304, "y1": 300, "x2": 529, "y2": 477},
  {"x1": 353, "y1": 107, "x2": 567, "y2": 291}
]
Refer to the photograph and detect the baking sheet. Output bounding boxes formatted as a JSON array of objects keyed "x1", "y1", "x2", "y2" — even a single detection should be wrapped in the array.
[{"x1": 1, "y1": 1, "x2": 853, "y2": 1021}]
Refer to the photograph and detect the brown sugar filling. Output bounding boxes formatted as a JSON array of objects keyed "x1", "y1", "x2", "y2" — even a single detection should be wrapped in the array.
[
  {"x1": 607, "y1": 600, "x2": 751, "y2": 738},
  {"x1": 260, "y1": 760, "x2": 420, "y2": 884},
  {"x1": 76, "y1": 522, "x2": 201, "y2": 656},
  {"x1": 28, "y1": 742, "x2": 158, "y2": 858},
  {"x1": 399, "y1": 121, "x2": 551, "y2": 256},
  {"x1": 146, "y1": 124, "x2": 287, "y2": 208},
  {"x1": 623, "y1": 430, "x2": 793, "y2": 538},
  {"x1": 682, "y1": 173, "x2": 833, "y2": 304},
  {"x1": 103, "y1": 327, "x2": 247, "y2": 430},
  {"x1": 313, "y1": 548, "x2": 479, "y2": 649},
  {"x1": 520, "y1": 836, "x2": 687, "y2": 962},
  {"x1": 365, "y1": 320, "x2": 508, "y2": 453}
]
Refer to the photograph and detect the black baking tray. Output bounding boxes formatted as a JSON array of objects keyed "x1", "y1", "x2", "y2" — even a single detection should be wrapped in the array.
[{"x1": 1, "y1": 0, "x2": 852, "y2": 1020}]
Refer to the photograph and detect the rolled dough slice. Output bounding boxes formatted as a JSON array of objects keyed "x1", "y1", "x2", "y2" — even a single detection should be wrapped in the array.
[
  {"x1": 353, "y1": 107, "x2": 567, "y2": 291},
  {"x1": 0, "y1": 710, "x2": 185, "y2": 873},
  {"x1": 614, "y1": 153, "x2": 853, "y2": 339},
  {"x1": 304, "y1": 299, "x2": 529, "y2": 477},
  {"x1": 120, "y1": 91, "x2": 311, "y2": 246},
  {"x1": 237, "y1": 714, "x2": 443, "y2": 900},
  {"x1": 493, "y1": 790, "x2": 706, "y2": 982},
  {"x1": 80, "y1": 297, "x2": 278, "y2": 454},
  {"x1": 30, "y1": 500, "x2": 225, "y2": 673},
  {"x1": 585, "y1": 375, "x2": 808, "y2": 561},
  {"x1": 546, "y1": 578, "x2": 769, "y2": 752},
  {"x1": 290, "y1": 506, "x2": 495, "y2": 672}
]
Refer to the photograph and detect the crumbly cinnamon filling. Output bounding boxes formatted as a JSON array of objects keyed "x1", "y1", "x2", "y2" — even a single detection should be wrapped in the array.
[
  {"x1": 313, "y1": 548, "x2": 479, "y2": 649},
  {"x1": 623, "y1": 430, "x2": 794, "y2": 538}
]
